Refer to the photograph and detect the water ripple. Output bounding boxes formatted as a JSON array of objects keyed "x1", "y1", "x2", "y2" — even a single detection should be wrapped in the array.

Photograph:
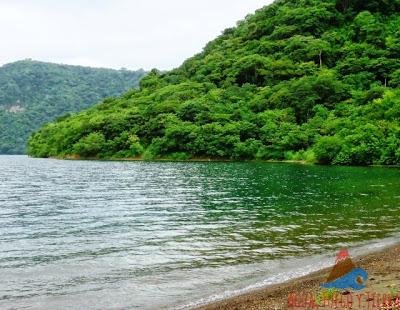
[{"x1": 0, "y1": 156, "x2": 399, "y2": 309}]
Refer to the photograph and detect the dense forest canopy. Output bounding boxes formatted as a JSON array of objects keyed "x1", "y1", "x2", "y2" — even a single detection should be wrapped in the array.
[
  {"x1": 0, "y1": 60, "x2": 146, "y2": 154},
  {"x1": 28, "y1": 0, "x2": 400, "y2": 165}
]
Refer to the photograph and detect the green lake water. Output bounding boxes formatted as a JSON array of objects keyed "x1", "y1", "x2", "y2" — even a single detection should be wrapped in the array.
[{"x1": 0, "y1": 156, "x2": 399, "y2": 309}]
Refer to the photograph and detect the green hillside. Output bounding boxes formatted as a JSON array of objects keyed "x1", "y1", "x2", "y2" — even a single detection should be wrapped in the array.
[
  {"x1": 0, "y1": 60, "x2": 146, "y2": 154},
  {"x1": 28, "y1": 0, "x2": 400, "y2": 165}
]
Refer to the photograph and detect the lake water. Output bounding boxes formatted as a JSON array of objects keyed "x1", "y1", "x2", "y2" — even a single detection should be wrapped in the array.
[{"x1": 0, "y1": 156, "x2": 399, "y2": 309}]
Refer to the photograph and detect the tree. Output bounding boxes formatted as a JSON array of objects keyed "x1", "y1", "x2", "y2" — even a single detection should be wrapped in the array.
[
  {"x1": 27, "y1": 0, "x2": 400, "y2": 166},
  {"x1": 313, "y1": 136, "x2": 343, "y2": 164},
  {"x1": 72, "y1": 132, "x2": 106, "y2": 157}
]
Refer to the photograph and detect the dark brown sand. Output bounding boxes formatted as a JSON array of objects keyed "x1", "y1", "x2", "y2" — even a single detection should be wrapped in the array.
[{"x1": 196, "y1": 244, "x2": 400, "y2": 310}]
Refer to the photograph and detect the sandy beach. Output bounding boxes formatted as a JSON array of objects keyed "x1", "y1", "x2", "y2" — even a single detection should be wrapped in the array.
[{"x1": 197, "y1": 244, "x2": 400, "y2": 310}]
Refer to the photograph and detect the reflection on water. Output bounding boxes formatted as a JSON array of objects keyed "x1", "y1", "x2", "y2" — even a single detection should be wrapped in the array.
[{"x1": 0, "y1": 156, "x2": 399, "y2": 309}]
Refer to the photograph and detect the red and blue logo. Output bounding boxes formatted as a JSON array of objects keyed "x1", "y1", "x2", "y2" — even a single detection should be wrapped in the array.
[{"x1": 321, "y1": 249, "x2": 368, "y2": 291}]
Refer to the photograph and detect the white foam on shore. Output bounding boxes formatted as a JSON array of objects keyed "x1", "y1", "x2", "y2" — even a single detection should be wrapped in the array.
[{"x1": 174, "y1": 235, "x2": 400, "y2": 310}]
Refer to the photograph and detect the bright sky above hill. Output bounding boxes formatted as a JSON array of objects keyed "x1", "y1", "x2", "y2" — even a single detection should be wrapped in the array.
[{"x1": 0, "y1": 0, "x2": 273, "y2": 71}]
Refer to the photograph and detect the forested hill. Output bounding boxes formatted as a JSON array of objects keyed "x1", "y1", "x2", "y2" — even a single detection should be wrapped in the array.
[
  {"x1": 29, "y1": 0, "x2": 400, "y2": 165},
  {"x1": 0, "y1": 60, "x2": 146, "y2": 154}
]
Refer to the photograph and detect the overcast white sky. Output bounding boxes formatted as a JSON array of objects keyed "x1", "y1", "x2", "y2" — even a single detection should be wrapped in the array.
[{"x1": 0, "y1": 0, "x2": 273, "y2": 71}]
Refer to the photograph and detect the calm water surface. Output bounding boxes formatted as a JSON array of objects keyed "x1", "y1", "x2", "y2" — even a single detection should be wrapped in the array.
[{"x1": 0, "y1": 156, "x2": 399, "y2": 309}]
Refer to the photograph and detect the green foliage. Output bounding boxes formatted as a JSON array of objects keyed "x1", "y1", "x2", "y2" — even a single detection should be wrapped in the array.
[
  {"x1": 72, "y1": 132, "x2": 106, "y2": 158},
  {"x1": 165, "y1": 152, "x2": 191, "y2": 161},
  {"x1": 0, "y1": 60, "x2": 146, "y2": 154},
  {"x1": 313, "y1": 136, "x2": 343, "y2": 164},
  {"x1": 28, "y1": 0, "x2": 400, "y2": 166},
  {"x1": 285, "y1": 149, "x2": 316, "y2": 163}
]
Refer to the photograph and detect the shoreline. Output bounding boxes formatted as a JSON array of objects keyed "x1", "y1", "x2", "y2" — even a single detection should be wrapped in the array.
[
  {"x1": 30, "y1": 155, "x2": 400, "y2": 168},
  {"x1": 50, "y1": 154, "x2": 309, "y2": 165},
  {"x1": 194, "y1": 243, "x2": 400, "y2": 310}
]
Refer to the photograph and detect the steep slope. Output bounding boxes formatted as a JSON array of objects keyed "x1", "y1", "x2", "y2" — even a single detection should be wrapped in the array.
[
  {"x1": 28, "y1": 0, "x2": 400, "y2": 165},
  {"x1": 0, "y1": 60, "x2": 146, "y2": 154}
]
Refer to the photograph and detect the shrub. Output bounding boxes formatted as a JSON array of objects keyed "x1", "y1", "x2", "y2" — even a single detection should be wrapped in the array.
[
  {"x1": 72, "y1": 132, "x2": 106, "y2": 157},
  {"x1": 313, "y1": 136, "x2": 342, "y2": 164}
]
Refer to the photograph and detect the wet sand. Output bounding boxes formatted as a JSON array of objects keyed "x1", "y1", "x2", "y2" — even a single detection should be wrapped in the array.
[{"x1": 197, "y1": 244, "x2": 400, "y2": 310}]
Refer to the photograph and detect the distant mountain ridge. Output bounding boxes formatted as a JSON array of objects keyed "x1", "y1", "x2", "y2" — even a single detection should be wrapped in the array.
[{"x1": 0, "y1": 59, "x2": 146, "y2": 154}]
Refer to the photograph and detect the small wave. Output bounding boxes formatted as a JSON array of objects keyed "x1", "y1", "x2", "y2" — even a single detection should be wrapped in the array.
[{"x1": 176, "y1": 234, "x2": 400, "y2": 310}]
